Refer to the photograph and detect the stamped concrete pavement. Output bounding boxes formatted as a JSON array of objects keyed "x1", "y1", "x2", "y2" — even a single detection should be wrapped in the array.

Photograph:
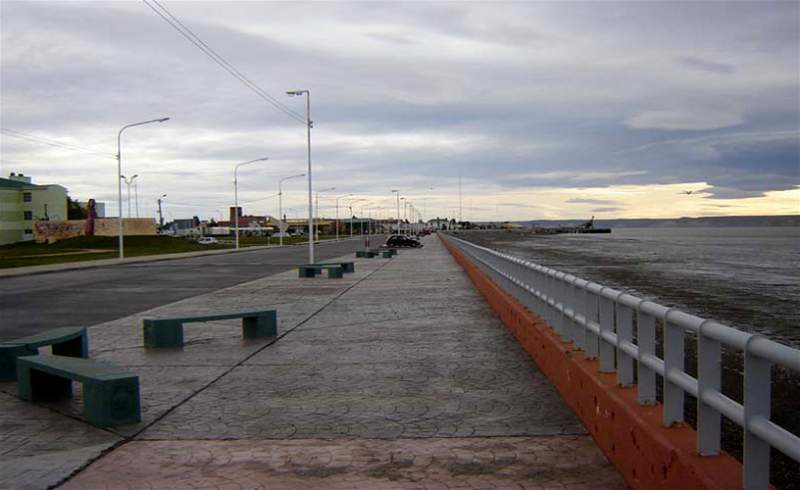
[{"x1": 2, "y1": 236, "x2": 626, "y2": 489}]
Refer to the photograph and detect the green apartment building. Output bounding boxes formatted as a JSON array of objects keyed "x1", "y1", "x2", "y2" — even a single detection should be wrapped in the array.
[{"x1": 0, "y1": 173, "x2": 68, "y2": 245}]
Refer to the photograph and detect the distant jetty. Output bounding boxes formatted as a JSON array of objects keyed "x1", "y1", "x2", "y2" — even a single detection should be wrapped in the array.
[{"x1": 534, "y1": 216, "x2": 611, "y2": 234}]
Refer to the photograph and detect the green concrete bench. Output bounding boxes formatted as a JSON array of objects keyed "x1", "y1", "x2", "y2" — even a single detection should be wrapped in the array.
[
  {"x1": 17, "y1": 354, "x2": 140, "y2": 427},
  {"x1": 355, "y1": 250, "x2": 375, "y2": 258},
  {"x1": 313, "y1": 261, "x2": 355, "y2": 273},
  {"x1": 298, "y1": 264, "x2": 344, "y2": 278},
  {"x1": 0, "y1": 326, "x2": 88, "y2": 381},
  {"x1": 142, "y1": 309, "x2": 278, "y2": 348}
]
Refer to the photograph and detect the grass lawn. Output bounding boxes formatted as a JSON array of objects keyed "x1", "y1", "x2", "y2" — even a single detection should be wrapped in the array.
[{"x1": 0, "y1": 235, "x2": 231, "y2": 269}]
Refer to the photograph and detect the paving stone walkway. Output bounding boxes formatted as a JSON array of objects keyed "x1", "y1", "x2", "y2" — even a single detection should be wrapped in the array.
[{"x1": 1, "y1": 236, "x2": 626, "y2": 489}]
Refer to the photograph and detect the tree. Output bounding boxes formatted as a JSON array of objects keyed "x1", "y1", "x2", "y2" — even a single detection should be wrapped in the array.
[{"x1": 66, "y1": 196, "x2": 87, "y2": 220}]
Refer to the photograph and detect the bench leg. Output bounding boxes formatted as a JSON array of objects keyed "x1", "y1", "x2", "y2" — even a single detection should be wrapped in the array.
[
  {"x1": 18, "y1": 366, "x2": 72, "y2": 402},
  {"x1": 242, "y1": 311, "x2": 277, "y2": 338},
  {"x1": 84, "y1": 378, "x2": 141, "y2": 427},
  {"x1": 327, "y1": 268, "x2": 343, "y2": 279},
  {"x1": 143, "y1": 320, "x2": 184, "y2": 348},
  {"x1": 299, "y1": 267, "x2": 318, "y2": 278},
  {"x1": 0, "y1": 345, "x2": 36, "y2": 382},
  {"x1": 52, "y1": 331, "x2": 89, "y2": 358}
]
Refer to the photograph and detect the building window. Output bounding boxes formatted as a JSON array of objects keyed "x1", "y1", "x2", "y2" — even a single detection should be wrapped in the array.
[
  {"x1": 24, "y1": 229, "x2": 32, "y2": 235},
  {"x1": 24, "y1": 211, "x2": 33, "y2": 220},
  {"x1": 23, "y1": 192, "x2": 32, "y2": 202}
]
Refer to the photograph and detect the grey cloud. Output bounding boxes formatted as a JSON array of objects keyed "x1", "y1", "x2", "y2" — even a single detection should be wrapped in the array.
[
  {"x1": 592, "y1": 207, "x2": 623, "y2": 213},
  {"x1": 566, "y1": 198, "x2": 622, "y2": 206},
  {"x1": 1, "y1": 1, "x2": 797, "y2": 219},
  {"x1": 677, "y1": 56, "x2": 736, "y2": 74}
]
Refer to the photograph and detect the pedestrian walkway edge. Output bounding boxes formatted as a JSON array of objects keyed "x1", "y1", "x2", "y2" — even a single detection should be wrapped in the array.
[{"x1": 440, "y1": 234, "x2": 750, "y2": 490}]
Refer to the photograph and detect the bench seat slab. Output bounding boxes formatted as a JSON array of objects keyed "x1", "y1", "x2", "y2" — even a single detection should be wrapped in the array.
[
  {"x1": 17, "y1": 355, "x2": 141, "y2": 427},
  {"x1": 143, "y1": 310, "x2": 278, "y2": 348},
  {"x1": 0, "y1": 327, "x2": 88, "y2": 382}
]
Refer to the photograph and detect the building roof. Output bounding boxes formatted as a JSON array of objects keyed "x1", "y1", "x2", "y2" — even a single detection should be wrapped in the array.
[
  {"x1": 0, "y1": 177, "x2": 66, "y2": 192},
  {"x1": 0, "y1": 177, "x2": 33, "y2": 189}
]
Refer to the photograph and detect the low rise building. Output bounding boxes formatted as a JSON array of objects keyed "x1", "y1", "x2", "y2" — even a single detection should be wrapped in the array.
[{"x1": 0, "y1": 173, "x2": 67, "y2": 245}]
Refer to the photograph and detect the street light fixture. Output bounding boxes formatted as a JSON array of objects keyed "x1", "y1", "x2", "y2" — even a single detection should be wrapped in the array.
[
  {"x1": 120, "y1": 174, "x2": 139, "y2": 218},
  {"x1": 117, "y1": 117, "x2": 169, "y2": 259},
  {"x1": 314, "y1": 186, "x2": 336, "y2": 241},
  {"x1": 286, "y1": 89, "x2": 314, "y2": 263},
  {"x1": 278, "y1": 172, "x2": 305, "y2": 247},
  {"x1": 234, "y1": 156, "x2": 269, "y2": 249}
]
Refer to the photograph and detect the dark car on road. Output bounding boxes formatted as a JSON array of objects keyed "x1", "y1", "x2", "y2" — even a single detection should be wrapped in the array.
[{"x1": 384, "y1": 235, "x2": 423, "y2": 248}]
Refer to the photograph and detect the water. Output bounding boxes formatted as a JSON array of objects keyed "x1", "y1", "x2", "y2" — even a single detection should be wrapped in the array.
[{"x1": 466, "y1": 227, "x2": 800, "y2": 349}]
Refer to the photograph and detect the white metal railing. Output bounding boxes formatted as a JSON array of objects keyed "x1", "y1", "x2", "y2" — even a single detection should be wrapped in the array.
[{"x1": 442, "y1": 233, "x2": 800, "y2": 489}]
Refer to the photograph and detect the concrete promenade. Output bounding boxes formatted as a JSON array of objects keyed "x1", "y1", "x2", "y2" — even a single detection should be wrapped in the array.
[{"x1": 0, "y1": 236, "x2": 625, "y2": 489}]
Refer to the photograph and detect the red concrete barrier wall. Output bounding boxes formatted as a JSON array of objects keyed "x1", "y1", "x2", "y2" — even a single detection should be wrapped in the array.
[{"x1": 441, "y1": 236, "x2": 753, "y2": 490}]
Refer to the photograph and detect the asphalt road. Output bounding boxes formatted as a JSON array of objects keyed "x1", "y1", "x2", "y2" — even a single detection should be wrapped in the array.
[{"x1": 0, "y1": 238, "x2": 374, "y2": 340}]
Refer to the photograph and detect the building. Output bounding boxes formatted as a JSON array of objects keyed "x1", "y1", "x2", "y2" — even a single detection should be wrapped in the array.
[{"x1": 0, "y1": 173, "x2": 67, "y2": 245}]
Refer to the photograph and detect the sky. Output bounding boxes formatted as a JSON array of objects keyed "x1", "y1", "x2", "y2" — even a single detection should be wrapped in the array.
[{"x1": 1, "y1": 0, "x2": 798, "y2": 223}]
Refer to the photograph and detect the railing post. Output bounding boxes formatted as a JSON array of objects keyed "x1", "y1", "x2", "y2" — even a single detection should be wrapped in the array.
[
  {"x1": 573, "y1": 280, "x2": 587, "y2": 351},
  {"x1": 616, "y1": 298, "x2": 634, "y2": 386},
  {"x1": 567, "y1": 276, "x2": 580, "y2": 345},
  {"x1": 555, "y1": 272, "x2": 570, "y2": 342},
  {"x1": 637, "y1": 303, "x2": 657, "y2": 405},
  {"x1": 697, "y1": 320, "x2": 721, "y2": 456},
  {"x1": 598, "y1": 287, "x2": 615, "y2": 373},
  {"x1": 744, "y1": 335, "x2": 771, "y2": 490},
  {"x1": 663, "y1": 309, "x2": 684, "y2": 426},
  {"x1": 584, "y1": 287, "x2": 599, "y2": 359}
]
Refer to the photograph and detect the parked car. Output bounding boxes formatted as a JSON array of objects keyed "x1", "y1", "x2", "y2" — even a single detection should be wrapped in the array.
[
  {"x1": 197, "y1": 236, "x2": 218, "y2": 245},
  {"x1": 384, "y1": 235, "x2": 423, "y2": 248}
]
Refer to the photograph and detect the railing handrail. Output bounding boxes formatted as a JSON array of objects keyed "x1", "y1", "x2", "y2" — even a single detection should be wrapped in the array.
[{"x1": 441, "y1": 233, "x2": 800, "y2": 489}]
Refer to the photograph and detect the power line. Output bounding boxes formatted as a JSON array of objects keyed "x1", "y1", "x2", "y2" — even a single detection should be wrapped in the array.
[
  {"x1": 0, "y1": 128, "x2": 116, "y2": 157},
  {"x1": 142, "y1": 0, "x2": 307, "y2": 125}
]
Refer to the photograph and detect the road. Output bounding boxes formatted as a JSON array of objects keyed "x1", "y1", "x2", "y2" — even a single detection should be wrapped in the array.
[{"x1": 0, "y1": 238, "x2": 373, "y2": 340}]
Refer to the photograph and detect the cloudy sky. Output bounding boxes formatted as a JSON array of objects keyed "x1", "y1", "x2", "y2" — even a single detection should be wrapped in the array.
[{"x1": 1, "y1": 1, "x2": 798, "y2": 222}]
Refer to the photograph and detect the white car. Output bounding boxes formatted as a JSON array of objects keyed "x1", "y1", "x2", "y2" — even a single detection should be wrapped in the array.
[{"x1": 197, "y1": 236, "x2": 218, "y2": 245}]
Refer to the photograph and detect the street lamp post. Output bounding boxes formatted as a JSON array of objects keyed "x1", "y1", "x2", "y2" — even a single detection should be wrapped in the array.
[
  {"x1": 117, "y1": 118, "x2": 169, "y2": 259},
  {"x1": 346, "y1": 198, "x2": 365, "y2": 238},
  {"x1": 334, "y1": 193, "x2": 353, "y2": 241},
  {"x1": 120, "y1": 174, "x2": 138, "y2": 218},
  {"x1": 286, "y1": 89, "x2": 314, "y2": 263},
  {"x1": 157, "y1": 194, "x2": 166, "y2": 230},
  {"x1": 314, "y1": 187, "x2": 336, "y2": 241},
  {"x1": 278, "y1": 173, "x2": 305, "y2": 247},
  {"x1": 234, "y1": 157, "x2": 269, "y2": 249},
  {"x1": 400, "y1": 197, "x2": 407, "y2": 235},
  {"x1": 134, "y1": 179, "x2": 140, "y2": 217},
  {"x1": 391, "y1": 189, "x2": 400, "y2": 235}
]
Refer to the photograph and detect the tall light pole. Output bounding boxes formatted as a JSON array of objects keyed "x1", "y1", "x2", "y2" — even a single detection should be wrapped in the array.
[
  {"x1": 400, "y1": 197, "x2": 407, "y2": 235},
  {"x1": 391, "y1": 189, "x2": 400, "y2": 235},
  {"x1": 234, "y1": 157, "x2": 269, "y2": 250},
  {"x1": 314, "y1": 186, "x2": 336, "y2": 241},
  {"x1": 117, "y1": 117, "x2": 169, "y2": 259},
  {"x1": 157, "y1": 194, "x2": 166, "y2": 230},
  {"x1": 334, "y1": 193, "x2": 353, "y2": 241},
  {"x1": 134, "y1": 179, "x2": 140, "y2": 217},
  {"x1": 120, "y1": 174, "x2": 138, "y2": 218},
  {"x1": 278, "y1": 172, "x2": 305, "y2": 247},
  {"x1": 347, "y1": 198, "x2": 365, "y2": 238},
  {"x1": 287, "y1": 89, "x2": 314, "y2": 263}
]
